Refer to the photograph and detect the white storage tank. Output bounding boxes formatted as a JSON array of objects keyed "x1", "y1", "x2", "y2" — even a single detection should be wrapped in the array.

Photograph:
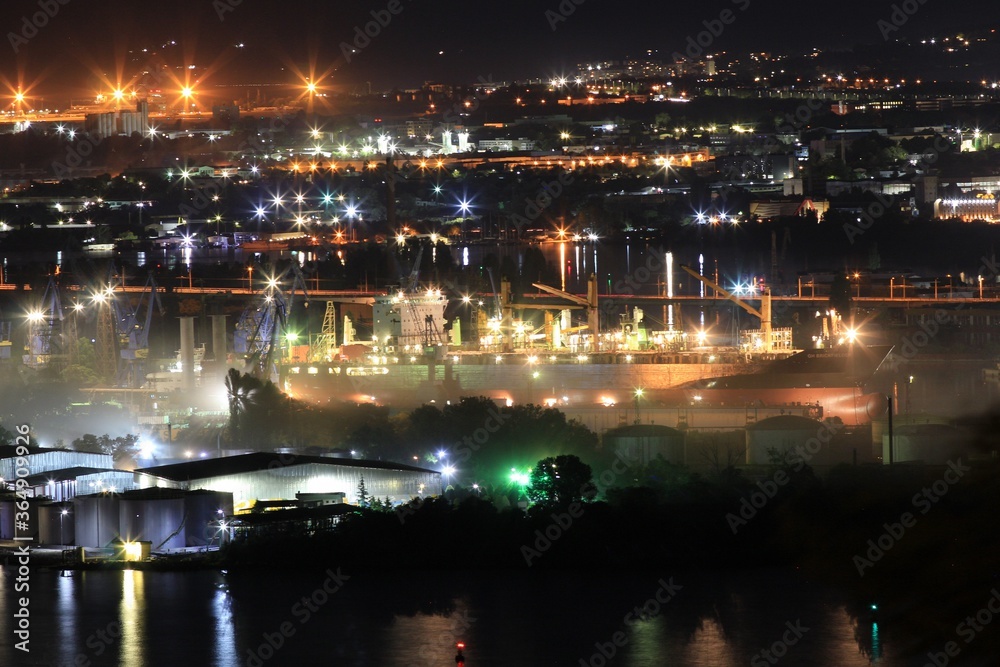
[
  {"x1": 604, "y1": 424, "x2": 685, "y2": 466},
  {"x1": 38, "y1": 502, "x2": 74, "y2": 545},
  {"x1": 745, "y1": 415, "x2": 826, "y2": 465},
  {"x1": 74, "y1": 494, "x2": 121, "y2": 548},
  {"x1": 883, "y1": 424, "x2": 967, "y2": 465}
]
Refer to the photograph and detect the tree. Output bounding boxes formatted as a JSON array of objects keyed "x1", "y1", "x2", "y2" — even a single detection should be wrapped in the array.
[
  {"x1": 527, "y1": 455, "x2": 592, "y2": 506},
  {"x1": 70, "y1": 433, "x2": 138, "y2": 463},
  {"x1": 61, "y1": 337, "x2": 99, "y2": 385},
  {"x1": 356, "y1": 475, "x2": 370, "y2": 508},
  {"x1": 225, "y1": 368, "x2": 258, "y2": 444}
]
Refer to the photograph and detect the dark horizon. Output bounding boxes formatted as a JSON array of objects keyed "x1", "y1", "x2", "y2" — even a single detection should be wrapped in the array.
[{"x1": 0, "y1": 0, "x2": 998, "y2": 102}]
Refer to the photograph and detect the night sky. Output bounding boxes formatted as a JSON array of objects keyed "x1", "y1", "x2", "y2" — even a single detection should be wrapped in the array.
[{"x1": 0, "y1": 0, "x2": 996, "y2": 101}]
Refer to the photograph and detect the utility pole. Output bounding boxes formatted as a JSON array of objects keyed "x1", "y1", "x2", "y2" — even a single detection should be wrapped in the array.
[{"x1": 886, "y1": 395, "x2": 894, "y2": 466}]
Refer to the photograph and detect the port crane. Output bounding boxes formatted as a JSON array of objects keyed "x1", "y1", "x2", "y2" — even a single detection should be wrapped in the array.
[
  {"x1": 110, "y1": 273, "x2": 165, "y2": 387},
  {"x1": 529, "y1": 273, "x2": 599, "y2": 351},
  {"x1": 680, "y1": 265, "x2": 776, "y2": 354},
  {"x1": 23, "y1": 276, "x2": 65, "y2": 370},
  {"x1": 234, "y1": 264, "x2": 310, "y2": 381}
]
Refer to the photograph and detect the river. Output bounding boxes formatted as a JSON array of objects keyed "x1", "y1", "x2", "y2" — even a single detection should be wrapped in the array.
[{"x1": 0, "y1": 565, "x2": 906, "y2": 666}]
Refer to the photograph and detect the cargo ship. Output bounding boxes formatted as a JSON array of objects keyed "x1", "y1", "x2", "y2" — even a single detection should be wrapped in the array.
[
  {"x1": 277, "y1": 282, "x2": 891, "y2": 425},
  {"x1": 660, "y1": 345, "x2": 895, "y2": 426},
  {"x1": 282, "y1": 292, "x2": 769, "y2": 411}
]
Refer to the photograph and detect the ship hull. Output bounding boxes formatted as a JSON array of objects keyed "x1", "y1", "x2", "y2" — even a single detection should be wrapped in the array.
[{"x1": 282, "y1": 345, "x2": 892, "y2": 426}]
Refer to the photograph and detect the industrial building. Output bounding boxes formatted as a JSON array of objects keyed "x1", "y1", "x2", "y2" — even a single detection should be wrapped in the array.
[
  {"x1": 84, "y1": 100, "x2": 150, "y2": 139},
  {"x1": 0, "y1": 445, "x2": 119, "y2": 501},
  {"x1": 135, "y1": 452, "x2": 442, "y2": 511},
  {"x1": 73, "y1": 488, "x2": 233, "y2": 549}
]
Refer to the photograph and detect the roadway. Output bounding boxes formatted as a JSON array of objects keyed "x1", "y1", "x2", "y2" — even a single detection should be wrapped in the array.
[{"x1": 2, "y1": 281, "x2": 999, "y2": 308}]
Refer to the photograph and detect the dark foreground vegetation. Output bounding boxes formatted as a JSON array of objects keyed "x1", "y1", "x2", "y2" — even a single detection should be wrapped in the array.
[{"x1": 222, "y1": 458, "x2": 1000, "y2": 661}]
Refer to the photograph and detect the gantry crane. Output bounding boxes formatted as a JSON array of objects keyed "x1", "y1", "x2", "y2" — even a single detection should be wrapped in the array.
[
  {"x1": 23, "y1": 276, "x2": 65, "y2": 370},
  {"x1": 111, "y1": 274, "x2": 165, "y2": 387},
  {"x1": 234, "y1": 264, "x2": 310, "y2": 381}
]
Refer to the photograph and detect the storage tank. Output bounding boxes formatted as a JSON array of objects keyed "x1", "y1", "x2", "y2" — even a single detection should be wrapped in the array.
[
  {"x1": 0, "y1": 497, "x2": 40, "y2": 541},
  {"x1": 120, "y1": 488, "x2": 234, "y2": 550},
  {"x1": 745, "y1": 415, "x2": 826, "y2": 465},
  {"x1": 882, "y1": 424, "x2": 967, "y2": 465},
  {"x1": 120, "y1": 490, "x2": 187, "y2": 550},
  {"x1": 603, "y1": 424, "x2": 685, "y2": 466},
  {"x1": 38, "y1": 502, "x2": 75, "y2": 545},
  {"x1": 183, "y1": 490, "x2": 234, "y2": 547},
  {"x1": 74, "y1": 494, "x2": 121, "y2": 548}
]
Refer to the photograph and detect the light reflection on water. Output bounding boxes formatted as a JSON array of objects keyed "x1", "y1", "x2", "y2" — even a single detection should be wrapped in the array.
[
  {"x1": 119, "y1": 569, "x2": 145, "y2": 666},
  {"x1": 0, "y1": 566, "x2": 902, "y2": 666}
]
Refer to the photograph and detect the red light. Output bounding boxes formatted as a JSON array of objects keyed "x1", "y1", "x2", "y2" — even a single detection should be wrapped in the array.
[{"x1": 456, "y1": 642, "x2": 465, "y2": 649}]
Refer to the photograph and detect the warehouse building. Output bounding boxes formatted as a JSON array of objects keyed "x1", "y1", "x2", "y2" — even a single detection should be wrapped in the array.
[{"x1": 135, "y1": 452, "x2": 442, "y2": 511}]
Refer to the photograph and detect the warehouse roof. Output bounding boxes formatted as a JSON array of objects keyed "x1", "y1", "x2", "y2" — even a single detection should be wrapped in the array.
[{"x1": 136, "y1": 452, "x2": 440, "y2": 482}]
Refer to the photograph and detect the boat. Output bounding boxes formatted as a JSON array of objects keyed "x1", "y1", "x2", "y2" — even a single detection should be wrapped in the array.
[
  {"x1": 241, "y1": 239, "x2": 288, "y2": 251},
  {"x1": 662, "y1": 344, "x2": 895, "y2": 426}
]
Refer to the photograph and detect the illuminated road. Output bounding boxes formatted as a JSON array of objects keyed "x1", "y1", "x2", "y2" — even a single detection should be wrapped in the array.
[{"x1": 1, "y1": 281, "x2": 998, "y2": 307}]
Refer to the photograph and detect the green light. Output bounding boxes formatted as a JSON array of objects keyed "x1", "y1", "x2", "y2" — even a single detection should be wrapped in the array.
[
  {"x1": 509, "y1": 468, "x2": 529, "y2": 486},
  {"x1": 285, "y1": 332, "x2": 299, "y2": 342}
]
